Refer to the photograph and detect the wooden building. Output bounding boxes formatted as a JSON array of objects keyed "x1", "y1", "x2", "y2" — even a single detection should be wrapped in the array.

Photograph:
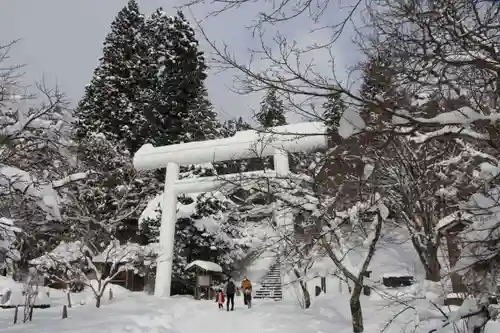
[
  {"x1": 185, "y1": 260, "x2": 223, "y2": 300},
  {"x1": 436, "y1": 211, "x2": 473, "y2": 294}
]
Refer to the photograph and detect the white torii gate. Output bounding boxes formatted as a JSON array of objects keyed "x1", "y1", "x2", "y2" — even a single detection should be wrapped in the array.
[{"x1": 133, "y1": 121, "x2": 327, "y2": 297}]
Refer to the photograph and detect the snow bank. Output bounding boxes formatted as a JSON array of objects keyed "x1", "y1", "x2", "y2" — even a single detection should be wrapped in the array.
[
  {"x1": 0, "y1": 275, "x2": 494, "y2": 333},
  {"x1": 0, "y1": 276, "x2": 131, "y2": 308},
  {"x1": 282, "y1": 229, "x2": 424, "y2": 304},
  {"x1": 486, "y1": 321, "x2": 500, "y2": 333},
  {"x1": 0, "y1": 286, "x2": 177, "y2": 333}
]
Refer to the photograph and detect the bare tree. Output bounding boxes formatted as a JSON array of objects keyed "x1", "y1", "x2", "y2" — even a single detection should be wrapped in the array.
[
  {"x1": 0, "y1": 39, "x2": 72, "y2": 269},
  {"x1": 213, "y1": 132, "x2": 388, "y2": 332},
  {"x1": 376, "y1": 138, "x2": 468, "y2": 282}
]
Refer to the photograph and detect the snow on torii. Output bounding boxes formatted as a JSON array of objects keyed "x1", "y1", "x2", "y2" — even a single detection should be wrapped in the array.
[{"x1": 133, "y1": 121, "x2": 327, "y2": 297}]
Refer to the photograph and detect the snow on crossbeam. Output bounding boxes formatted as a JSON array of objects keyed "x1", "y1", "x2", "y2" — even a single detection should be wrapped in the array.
[
  {"x1": 133, "y1": 122, "x2": 327, "y2": 170},
  {"x1": 173, "y1": 170, "x2": 307, "y2": 193}
]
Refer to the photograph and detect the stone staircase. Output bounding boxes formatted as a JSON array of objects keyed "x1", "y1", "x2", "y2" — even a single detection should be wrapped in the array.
[{"x1": 254, "y1": 261, "x2": 283, "y2": 301}]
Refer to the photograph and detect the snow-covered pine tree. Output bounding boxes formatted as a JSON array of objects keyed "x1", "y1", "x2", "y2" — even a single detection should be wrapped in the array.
[
  {"x1": 76, "y1": 0, "x2": 148, "y2": 152},
  {"x1": 359, "y1": 49, "x2": 396, "y2": 104},
  {"x1": 253, "y1": 88, "x2": 288, "y2": 171},
  {"x1": 322, "y1": 92, "x2": 345, "y2": 136},
  {"x1": 256, "y1": 88, "x2": 287, "y2": 128},
  {"x1": 143, "y1": 9, "x2": 221, "y2": 147},
  {"x1": 221, "y1": 117, "x2": 251, "y2": 137},
  {"x1": 218, "y1": 117, "x2": 254, "y2": 174}
]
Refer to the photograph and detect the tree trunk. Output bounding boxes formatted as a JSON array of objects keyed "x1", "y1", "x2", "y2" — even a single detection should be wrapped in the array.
[
  {"x1": 446, "y1": 233, "x2": 467, "y2": 293},
  {"x1": 350, "y1": 285, "x2": 364, "y2": 333},
  {"x1": 412, "y1": 236, "x2": 441, "y2": 282},
  {"x1": 425, "y1": 246, "x2": 441, "y2": 282},
  {"x1": 95, "y1": 296, "x2": 101, "y2": 308},
  {"x1": 300, "y1": 281, "x2": 311, "y2": 309},
  {"x1": 67, "y1": 291, "x2": 72, "y2": 308},
  {"x1": 293, "y1": 268, "x2": 311, "y2": 308}
]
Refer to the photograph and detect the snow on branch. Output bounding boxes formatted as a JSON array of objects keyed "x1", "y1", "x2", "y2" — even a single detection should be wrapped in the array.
[
  {"x1": 411, "y1": 126, "x2": 489, "y2": 144},
  {"x1": 320, "y1": 193, "x2": 388, "y2": 287},
  {"x1": 52, "y1": 171, "x2": 94, "y2": 189},
  {"x1": 0, "y1": 166, "x2": 61, "y2": 220}
]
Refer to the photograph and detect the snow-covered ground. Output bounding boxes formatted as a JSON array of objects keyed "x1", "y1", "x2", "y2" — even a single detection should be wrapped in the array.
[
  {"x1": 282, "y1": 229, "x2": 425, "y2": 303},
  {"x1": 0, "y1": 283, "x2": 434, "y2": 333},
  {"x1": 1, "y1": 228, "x2": 499, "y2": 333},
  {"x1": 1, "y1": 275, "x2": 499, "y2": 333}
]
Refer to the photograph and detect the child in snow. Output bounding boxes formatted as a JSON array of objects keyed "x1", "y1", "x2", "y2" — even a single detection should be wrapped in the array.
[{"x1": 215, "y1": 289, "x2": 225, "y2": 310}]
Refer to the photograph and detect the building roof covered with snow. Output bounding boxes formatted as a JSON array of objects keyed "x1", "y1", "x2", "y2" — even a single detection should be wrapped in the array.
[
  {"x1": 29, "y1": 241, "x2": 89, "y2": 267},
  {"x1": 185, "y1": 260, "x2": 223, "y2": 273},
  {"x1": 93, "y1": 242, "x2": 159, "y2": 264},
  {"x1": 436, "y1": 211, "x2": 473, "y2": 234}
]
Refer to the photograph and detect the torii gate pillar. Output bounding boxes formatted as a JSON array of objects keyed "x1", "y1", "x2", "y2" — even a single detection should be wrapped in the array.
[{"x1": 155, "y1": 162, "x2": 179, "y2": 298}]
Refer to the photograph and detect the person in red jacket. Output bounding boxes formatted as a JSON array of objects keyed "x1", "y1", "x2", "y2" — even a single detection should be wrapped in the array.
[{"x1": 215, "y1": 289, "x2": 225, "y2": 310}]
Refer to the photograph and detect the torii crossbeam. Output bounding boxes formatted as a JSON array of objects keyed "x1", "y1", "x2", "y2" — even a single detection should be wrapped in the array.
[{"x1": 133, "y1": 121, "x2": 327, "y2": 297}]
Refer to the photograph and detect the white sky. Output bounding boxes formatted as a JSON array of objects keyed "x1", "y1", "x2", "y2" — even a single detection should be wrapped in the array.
[{"x1": 0, "y1": 0, "x2": 361, "y2": 123}]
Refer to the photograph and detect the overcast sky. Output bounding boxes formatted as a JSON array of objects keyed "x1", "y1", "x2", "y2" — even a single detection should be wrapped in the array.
[{"x1": 0, "y1": 0, "x2": 361, "y2": 123}]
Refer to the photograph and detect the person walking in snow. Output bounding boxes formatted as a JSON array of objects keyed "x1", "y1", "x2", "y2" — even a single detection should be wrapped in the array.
[
  {"x1": 225, "y1": 278, "x2": 236, "y2": 311},
  {"x1": 215, "y1": 289, "x2": 225, "y2": 310},
  {"x1": 240, "y1": 277, "x2": 252, "y2": 308}
]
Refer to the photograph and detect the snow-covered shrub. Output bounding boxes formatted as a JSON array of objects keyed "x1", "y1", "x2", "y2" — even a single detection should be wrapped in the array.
[{"x1": 32, "y1": 239, "x2": 156, "y2": 307}]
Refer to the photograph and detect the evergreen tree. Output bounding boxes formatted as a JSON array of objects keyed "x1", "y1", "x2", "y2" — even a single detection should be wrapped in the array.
[
  {"x1": 143, "y1": 9, "x2": 221, "y2": 146},
  {"x1": 322, "y1": 92, "x2": 346, "y2": 136},
  {"x1": 76, "y1": 0, "x2": 147, "y2": 152},
  {"x1": 255, "y1": 88, "x2": 287, "y2": 128},
  {"x1": 218, "y1": 117, "x2": 254, "y2": 174},
  {"x1": 359, "y1": 49, "x2": 401, "y2": 127},
  {"x1": 253, "y1": 88, "x2": 287, "y2": 170},
  {"x1": 77, "y1": 5, "x2": 221, "y2": 152},
  {"x1": 359, "y1": 51, "x2": 395, "y2": 102},
  {"x1": 221, "y1": 117, "x2": 251, "y2": 137}
]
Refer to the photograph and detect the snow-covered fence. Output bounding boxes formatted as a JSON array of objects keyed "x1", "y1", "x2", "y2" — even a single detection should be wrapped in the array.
[{"x1": 133, "y1": 122, "x2": 327, "y2": 297}]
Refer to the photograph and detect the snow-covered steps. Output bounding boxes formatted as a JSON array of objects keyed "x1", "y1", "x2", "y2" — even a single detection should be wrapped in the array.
[{"x1": 254, "y1": 260, "x2": 282, "y2": 301}]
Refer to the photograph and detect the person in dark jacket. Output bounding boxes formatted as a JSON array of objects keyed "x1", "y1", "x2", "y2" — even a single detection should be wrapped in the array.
[{"x1": 225, "y1": 278, "x2": 236, "y2": 311}]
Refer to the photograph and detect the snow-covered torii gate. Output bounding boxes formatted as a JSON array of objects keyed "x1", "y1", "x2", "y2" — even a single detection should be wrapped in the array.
[{"x1": 133, "y1": 122, "x2": 327, "y2": 297}]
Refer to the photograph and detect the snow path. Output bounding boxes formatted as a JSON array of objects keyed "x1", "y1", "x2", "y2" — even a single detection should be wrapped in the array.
[
  {"x1": 3, "y1": 291, "x2": 499, "y2": 333},
  {"x1": 0, "y1": 293, "x2": 343, "y2": 333},
  {"x1": 176, "y1": 298, "x2": 345, "y2": 333}
]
